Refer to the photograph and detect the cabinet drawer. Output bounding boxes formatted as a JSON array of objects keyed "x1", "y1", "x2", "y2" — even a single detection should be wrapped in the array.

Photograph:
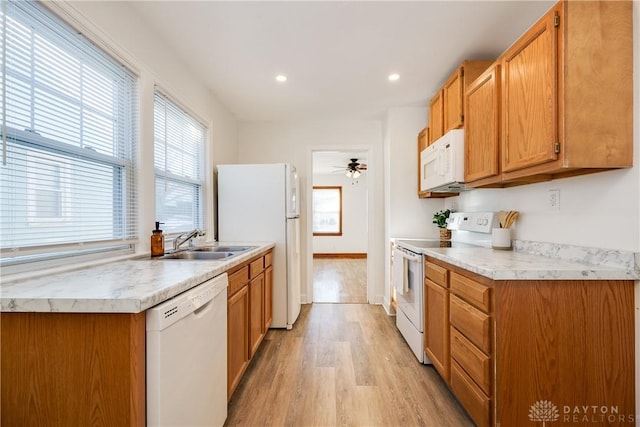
[
  {"x1": 249, "y1": 257, "x2": 265, "y2": 279},
  {"x1": 450, "y1": 272, "x2": 491, "y2": 312},
  {"x1": 228, "y1": 266, "x2": 249, "y2": 297},
  {"x1": 265, "y1": 251, "x2": 273, "y2": 267},
  {"x1": 425, "y1": 261, "x2": 448, "y2": 288},
  {"x1": 451, "y1": 326, "x2": 491, "y2": 395},
  {"x1": 450, "y1": 294, "x2": 492, "y2": 354},
  {"x1": 451, "y1": 360, "x2": 491, "y2": 427}
]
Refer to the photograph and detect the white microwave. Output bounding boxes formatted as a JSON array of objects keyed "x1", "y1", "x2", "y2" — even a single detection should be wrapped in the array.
[{"x1": 420, "y1": 129, "x2": 467, "y2": 193}]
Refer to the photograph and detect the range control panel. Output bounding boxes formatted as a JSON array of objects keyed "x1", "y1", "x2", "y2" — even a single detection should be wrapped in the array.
[{"x1": 447, "y1": 212, "x2": 498, "y2": 234}]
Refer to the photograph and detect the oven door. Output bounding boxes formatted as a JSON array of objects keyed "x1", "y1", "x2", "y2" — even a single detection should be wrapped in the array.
[{"x1": 393, "y1": 246, "x2": 424, "y2": 332}]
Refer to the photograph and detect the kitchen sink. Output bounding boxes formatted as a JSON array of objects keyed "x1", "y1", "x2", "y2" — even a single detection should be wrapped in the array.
[
  {"x1": 190, "y1": 245, "x2": 255, "y2": 253},
  {"x1": 150, "y1": 245, "x2": 257, "y2": 260},
  {"x1": 157, "y1": 251, "x2": 235, "y2": 260}
]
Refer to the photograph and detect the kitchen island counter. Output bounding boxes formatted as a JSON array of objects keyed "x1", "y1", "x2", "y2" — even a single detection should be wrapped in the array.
[{"x1": 1, "y1": 242, "x2": 275, "y2": 313}]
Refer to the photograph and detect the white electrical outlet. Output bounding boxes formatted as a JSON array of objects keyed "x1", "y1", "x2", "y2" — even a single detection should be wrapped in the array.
[{"x1": 548, "y1": 189, "x2": 560, "y2": 211}]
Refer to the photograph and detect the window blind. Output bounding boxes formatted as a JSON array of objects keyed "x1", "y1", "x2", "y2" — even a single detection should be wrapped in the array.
[
  {"x1": 0, "y1": 0, "x2": 138, "y2": 262},
  {"x1": 154, "y1": 91, "x2": 204, "y2": 235}
]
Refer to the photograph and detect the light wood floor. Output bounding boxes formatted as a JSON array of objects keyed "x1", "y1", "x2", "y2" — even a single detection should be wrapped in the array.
[
  {"x1": 225, "y1": 303, "x2": 473, "y2": 427},
  {"x1": 313, "y1": 258, "x2": 367, "y2": 304}
]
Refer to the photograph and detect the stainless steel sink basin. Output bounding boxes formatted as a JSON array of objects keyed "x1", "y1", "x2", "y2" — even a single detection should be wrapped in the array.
[
  {"x1": 158, "y1": 251, "x2": 235, "y2": 260},
  {"x1": 144, "y1": 244, "x2": 257, "y2": 260},
  {"x1": 191, "y1": 245, "x2": 255, "y2": 253}
]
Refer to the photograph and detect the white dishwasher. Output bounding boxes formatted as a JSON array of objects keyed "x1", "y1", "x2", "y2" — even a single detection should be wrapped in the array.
[{"x1": 146, "y1": 273, "x2": 228, "y2": 427}]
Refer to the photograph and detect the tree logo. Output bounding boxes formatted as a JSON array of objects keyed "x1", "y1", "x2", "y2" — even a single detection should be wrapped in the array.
[{"x1": 529, "y1": 400, "x2": 559, "y2": 426}]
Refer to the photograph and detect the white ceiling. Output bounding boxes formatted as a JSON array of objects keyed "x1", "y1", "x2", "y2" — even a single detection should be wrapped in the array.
[{"x1": 130, "y1": 1, "x2": 554, "y2": 121}]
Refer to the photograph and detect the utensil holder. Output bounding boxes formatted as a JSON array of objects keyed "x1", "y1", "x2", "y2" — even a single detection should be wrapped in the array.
[{"x1": 492, "y1": 228, "x2": 511, "y2": 250}]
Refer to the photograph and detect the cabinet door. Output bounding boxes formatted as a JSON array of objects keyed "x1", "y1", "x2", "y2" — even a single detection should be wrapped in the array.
[
  {"x1": 465, "y1": 65, "x2": 501, "y2": 184},
  {"x1": 429, "y1": 91, "x2": 444, "y2": 143},
  {"x1": 2, "y1": 313, "x2": 146, "y2": 427},
  {"x1": 443, "y1": 67, "x2": 463, "y2": 132},
  {"x1": 249, "y1": 273, "x2": 265, "y2": 358},
  {"x1": 417, "y1": 127, "x2": 429, "y2": 198},
  {"x1": 264, "y1": 265, "x2": 273, "y2": 331},
  {"x1": 228, "y1": 286, "x2": 249, "y2": 399},
  {"x1": 424, "y1": 279, "x2": 450, "y2": 381},
  {"x1": 501, "y1": 8, "x2": 559, "y2": 173}
]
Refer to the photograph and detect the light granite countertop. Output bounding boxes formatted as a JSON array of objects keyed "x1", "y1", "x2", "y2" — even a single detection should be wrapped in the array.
[
  {"x1": 1, "y1": 242, "x2": 274, "y2": 313},
  {"x1": 394, "y1": 239, "x2": 640, "y2": 281}
]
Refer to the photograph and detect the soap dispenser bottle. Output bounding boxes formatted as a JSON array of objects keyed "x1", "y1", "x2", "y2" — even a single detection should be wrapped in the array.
[{"x1": 150, "y1": 222, "x2": 165, "y2": 257}]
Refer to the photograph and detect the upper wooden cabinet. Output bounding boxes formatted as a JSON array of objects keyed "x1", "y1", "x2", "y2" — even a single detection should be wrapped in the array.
[
  {"x1": 443, "y1": 60, "x2": 494, "y2": 133},
  {"x1": 417, "y1": 127, "x2": 429, "y2": 198},
  {"x1": 429, "y1": 60, "x2": 493, "y2": 145},
  {"x1": 500, "y1": 0, "x2": 633, "y2": 182},
  {"x1": 429, "y1": 91, "x2": 444, "y2": 144},
  {"x1": 464, "y1": 63, "x2": 501, "y2": 187}
]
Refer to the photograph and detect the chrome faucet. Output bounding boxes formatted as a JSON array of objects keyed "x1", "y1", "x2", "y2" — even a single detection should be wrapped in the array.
[{"x1": 172, "y1": 228, "x2": 205, "y2": 252}]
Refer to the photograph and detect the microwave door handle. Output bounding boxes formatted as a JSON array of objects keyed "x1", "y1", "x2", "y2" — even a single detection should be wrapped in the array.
[{"x1": 442, "y1": 145, "x2": 450, "y2": 176}]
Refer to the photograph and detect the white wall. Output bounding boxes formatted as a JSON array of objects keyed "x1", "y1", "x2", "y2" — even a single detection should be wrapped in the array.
[
  {"x1": 237, "y1": 120, "x2": 384, "y2": 304},
  {"x1": 312, "y1": 173, "x2": 367, "y2": 254},
  {"x1": 57, "y1": 1, "x2": 238, "y2": 247},
  {"x1": 446, "y1": 169, "x2": 639, "y2": 251},
  {"x1": 385, "y1": 107, "x2": 444, "y2": 239},
  {"x1": 382, "y1": 107, "x2": 445, "y2": 311}
]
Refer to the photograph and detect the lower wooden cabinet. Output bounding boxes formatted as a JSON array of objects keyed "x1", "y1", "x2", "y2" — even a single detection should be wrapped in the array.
[
  {"x1": 248, "y1": 274, "x2": 265, "y2": 358},
  {"x1": 264, "y1": 264, "x2": 273, "y2": 330},
  {"x1": 227, "y1": 248, "x2": 274, "y2": 400},
  {"x1": 424, "y1": 278, "x2": 450, "y2": 381},
  {"x1": 451, "y1": 360, "x2": 491, "y2": 427},
  {"x1": 450, "y1": 327, "x2": 491, "y2": 395},
  {"x1": 1, "y1": 312, "x2": 146, "y2": 427},
  {"x1": 495, "y1": 280, "x2": 634, "y2": 426},
  {"x1": 424, "y1": 256, "x2": 634, "y2": 427},
  {"x1": 227, "y1": 285, "x2": 249, "y2": 398}
]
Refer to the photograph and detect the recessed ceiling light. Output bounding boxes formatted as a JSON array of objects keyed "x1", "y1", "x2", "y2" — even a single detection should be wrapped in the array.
[
  {"x1": 276, "y1": 74, "x2": 287, "y2": 82},
  {"x1": 388, "y1": 73, "x2": 400, "y2": 82}
]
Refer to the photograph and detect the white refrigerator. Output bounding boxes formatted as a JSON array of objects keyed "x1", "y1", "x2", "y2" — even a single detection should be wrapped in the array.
[{"x1": 217, "y1": 163, "x2": 301, "y2": 329}]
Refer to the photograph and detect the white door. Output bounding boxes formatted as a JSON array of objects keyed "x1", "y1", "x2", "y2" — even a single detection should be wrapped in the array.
[{"x1": 395, "y1": 250, "x2": 423, "y2": 332}]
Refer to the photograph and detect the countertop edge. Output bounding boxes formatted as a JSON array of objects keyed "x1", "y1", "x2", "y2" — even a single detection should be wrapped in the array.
[
  {"x1": 394, "y1": 239, "x2": 640, "y2": 281},
  {"x1": 1, "y1": 242, "x2": 276, "y2": 314}
]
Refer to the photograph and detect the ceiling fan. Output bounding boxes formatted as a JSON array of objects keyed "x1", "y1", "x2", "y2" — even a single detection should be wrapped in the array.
[{"x1": 334, "y1": 158, "x2": 367, "y2": 178}]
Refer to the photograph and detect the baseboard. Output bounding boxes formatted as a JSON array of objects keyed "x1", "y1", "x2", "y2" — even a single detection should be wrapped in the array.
[{"x1": 313, "y1": 253, "x2": 367, "y2": 259}]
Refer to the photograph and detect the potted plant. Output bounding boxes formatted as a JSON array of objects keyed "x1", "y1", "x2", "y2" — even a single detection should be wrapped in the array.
[{"x1": 433, "y1": 209, "x2": 452, "y2": 240}]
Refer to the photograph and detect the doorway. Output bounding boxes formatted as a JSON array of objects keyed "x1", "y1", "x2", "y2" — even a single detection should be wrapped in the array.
[{"x1": 311, "y1": 150, "x2": 368, "y2": 304}]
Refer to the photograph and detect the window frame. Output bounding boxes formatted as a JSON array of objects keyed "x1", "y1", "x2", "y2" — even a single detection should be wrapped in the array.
[
  {"x1": 0, "y1": 0, "x2": 139, "y2": 268},
  {"x1": 153, "y1": 90, "x2": 206, "y2": 236},
  {"x1": 312, "y1": 186, "x2": 343, "y2": 237}
]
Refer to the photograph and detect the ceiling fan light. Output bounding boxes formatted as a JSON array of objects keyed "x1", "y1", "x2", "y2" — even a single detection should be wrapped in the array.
[
  {"x1": 345, "y1": 170, "x2": 352, "y2": 178},
  {"x1": 352, "y1": 170, "x2": 361, "y2": 179}
]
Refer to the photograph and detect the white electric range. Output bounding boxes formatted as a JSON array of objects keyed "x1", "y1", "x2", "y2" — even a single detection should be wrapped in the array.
[{"x1": 392, "y1": 212, "x2": 498, "y2": 363}]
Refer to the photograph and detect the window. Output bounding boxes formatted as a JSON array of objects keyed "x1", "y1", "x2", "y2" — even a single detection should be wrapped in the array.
[
  {"x1": 0, "y1": 0, "x2": 138, "y2": 265},
  {"x1": 154, "y1": 91, "x2": 205, "y2": 234},
  {"x1": 312, "y1": 186, "x2": 342, "y2": 236}
]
